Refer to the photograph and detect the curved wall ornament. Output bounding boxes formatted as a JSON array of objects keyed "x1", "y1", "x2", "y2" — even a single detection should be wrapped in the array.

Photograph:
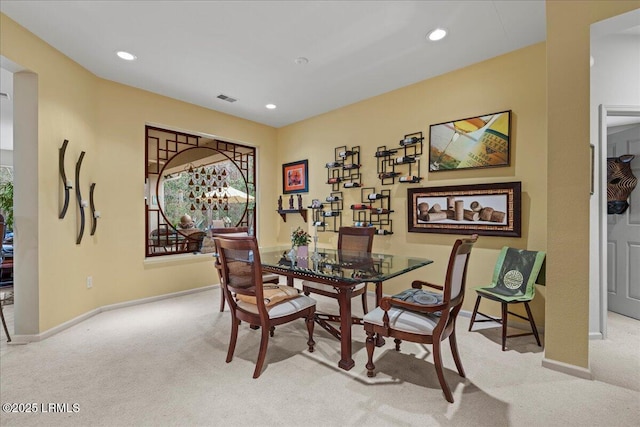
[
  {"x1": 58, "y1": 139, "x2": 72, "y2": 218},
  {"x1": 90, "y1": 183, "x2": 98, "y2": 235},
  {"x1": 75, "y1": 151, "x2": 86, "y2": 244}
]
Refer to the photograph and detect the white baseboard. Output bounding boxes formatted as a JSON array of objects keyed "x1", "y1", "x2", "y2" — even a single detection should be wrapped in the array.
[
  {"x1": 542, "y1": 357, "x2": 593, "y2": 380},
  {"x1": 9, "y1": 285, "x2": 216, "y2": 345},
  {"x1": 589, "y1": 331, "x2": 603, "y2": 340}
]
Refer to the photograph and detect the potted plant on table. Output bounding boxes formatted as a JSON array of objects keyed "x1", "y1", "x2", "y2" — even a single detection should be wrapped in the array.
[{"x1": 291, "y1": 226, "x2": 311, "y2": 258}]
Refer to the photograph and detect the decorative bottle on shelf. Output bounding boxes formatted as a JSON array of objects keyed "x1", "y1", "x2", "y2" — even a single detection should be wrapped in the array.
[
  {"x1": 326, "y1": 195, "x2": 341, "y2": 202},
  {"x1": 376, "y1": 229, "x2": 393, "y2": 235},
  {"x1": 399, "y1": 136, "x2": 420, "y2": 146},
  {"x1": 350, "y1": 204, "x2": 370, "y2": 210},
  {"x1": 378, "y1": 171, "x2": 401, "y2": 179},
  {"x1": 374, "y1": 149, "x2": 397, "y2": 157},
  {"x1": 354, "y1": 222, "x2": 373, "y2": 227},
  {"x1": 326, "y1": 161, "x2": 342, "y2": 168},
  {"x1": 322, "y1": 211, "x2": 340, "y2": 217},
  {"x1": 343, "y1": 182, "x2": 361, "y2": 188},
  {"x1": 368, "y1": 193, "x2": 387, "y2": 200},
  {"x1": 399, "y1": 175, "x2": 421, "y2": 183},
  {"x1": 328, "y1": 177, "x2": 342, "y2": 184},
  {"x1": 342, "y1": 163, "x2": 360, "y2": 170},
  {"x1": 338, "y1": 150, "x2": 354, "y2": 158},
  {"x1": 395, "y1": 156, "x2": 415, "y2": 164},
  {"x1": 371, "y1": 208, "x2": 393, "y2": 214}
]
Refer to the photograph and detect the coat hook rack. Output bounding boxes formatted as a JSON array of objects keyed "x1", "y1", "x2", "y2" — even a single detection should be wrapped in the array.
[
  {"x1": 75, "y1": 151, "x2": 86, "y2": 244},
  {"x1": 58, "y1": 139, "x2": 72, "y2": 218}
]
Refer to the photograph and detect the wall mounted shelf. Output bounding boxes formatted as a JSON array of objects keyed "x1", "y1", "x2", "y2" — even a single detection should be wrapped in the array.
[{"x1": 277, "y1": 209, "x2": 308, "y2": 223}]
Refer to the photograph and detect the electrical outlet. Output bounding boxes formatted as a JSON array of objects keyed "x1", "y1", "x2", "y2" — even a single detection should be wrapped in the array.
[{"x1": 86, "y1": 276, "x2": 93, "y2": 289}]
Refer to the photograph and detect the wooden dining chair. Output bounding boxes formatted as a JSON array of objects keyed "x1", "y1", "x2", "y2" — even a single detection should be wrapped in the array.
[
  {"x1": 302, "y1": 226, "x2": 375, "y2": 313},
  {"x1": 214, "y1": 235, "x2": 316, "y2": 378},
  {"x1": 363, "y1": 235, "x2": 478, "y2": 403},
  {"x1": 212, "y1": 227, "x2": 280, "y2": 312}
]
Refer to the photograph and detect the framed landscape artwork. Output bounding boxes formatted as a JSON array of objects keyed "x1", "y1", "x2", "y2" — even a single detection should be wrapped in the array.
[
  {"x1": 407, "y1": 182, "x2": 521, "y2": 237},
  {"x1": 282, "y1": 159, "x2": 309, "y2": 194},
  {"x1": 429, "y1": 110, "x2": 511, "y2": 171}
]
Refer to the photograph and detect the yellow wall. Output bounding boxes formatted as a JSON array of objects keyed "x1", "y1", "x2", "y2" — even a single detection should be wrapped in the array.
[
  {"x1": 1, "y1": 14, "x2": 278, "y2": 332},
  {"x1": 277, "y1": 43, "x2": 548, "y2": 321},
  {"x1": 544, "y1": 0, "x2": 640, "y2": 369}
]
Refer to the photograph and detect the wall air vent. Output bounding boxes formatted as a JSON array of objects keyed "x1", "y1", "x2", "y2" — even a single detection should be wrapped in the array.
[{"x1": 216, "y1": 94, "x2": 237, "y2": 103}]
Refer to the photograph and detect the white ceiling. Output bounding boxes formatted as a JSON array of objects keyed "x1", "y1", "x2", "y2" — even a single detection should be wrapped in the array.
[{"x1": 0, "y1": 0, "x2": 547, "y2": 128}]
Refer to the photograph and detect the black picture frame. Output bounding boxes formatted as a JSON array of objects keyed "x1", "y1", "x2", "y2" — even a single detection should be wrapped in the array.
[
  {"x1": 429, "y1": 110, "x2": 511, "y2": 171},
  {"x1": 408, "y1": 182, "x2": 521, "y2": 237},
  {"x1": 282, "y1": 159, "x2": 309, "y2": 194}
]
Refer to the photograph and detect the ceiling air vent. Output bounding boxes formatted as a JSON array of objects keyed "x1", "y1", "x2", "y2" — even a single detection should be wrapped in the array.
[{"x1": 216, "y1": 94, "x2": 237, "y2": 103}]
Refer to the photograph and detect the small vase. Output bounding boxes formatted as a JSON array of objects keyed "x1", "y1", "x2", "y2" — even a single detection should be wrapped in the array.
[{"x1": 297, "y1": 245, "x2": 308, "y2": 258}]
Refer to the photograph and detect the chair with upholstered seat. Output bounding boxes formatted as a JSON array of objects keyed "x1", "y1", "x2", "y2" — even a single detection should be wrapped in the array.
[
  {"x1": 468, "y1": 246, "x2": 546, "y2": 351},
  {"x1": 214, "y1": 235, "x2": 316, "y2": 378},
  {"x1": 302, "y1": 226, "x2": 375, "y2": 314},
  {"x1": 363, "y1": 235, "x2": 478, "y2": 403},
  {"x1": 212, "y1": 227, "x2": 280, "y2": 312}
]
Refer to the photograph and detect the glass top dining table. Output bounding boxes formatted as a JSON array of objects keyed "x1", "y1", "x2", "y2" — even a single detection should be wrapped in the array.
[{"x1": 258, "y1": 245, "x2": 434, "y2": 370}]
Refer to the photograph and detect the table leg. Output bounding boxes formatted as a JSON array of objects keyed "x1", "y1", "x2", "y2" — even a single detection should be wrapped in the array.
[
  {"x1": 375, "y1": 282, "x2": 385, "y2": 347},
  {"x1": 337, "y1": 286, "x2": 355, "y2": 370}
]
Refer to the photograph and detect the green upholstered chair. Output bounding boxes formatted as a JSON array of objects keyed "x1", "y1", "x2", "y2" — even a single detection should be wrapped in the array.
[{"x1": 468, "y1": 246, "x2": 546, "y2": 351}]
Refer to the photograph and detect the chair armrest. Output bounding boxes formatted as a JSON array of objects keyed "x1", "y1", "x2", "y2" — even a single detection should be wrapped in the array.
[
  {"x1": 411, "y1": 280, "x2": 443, "y2": 291},
  {"x1": 379, "y1": 296, "x2": 446, "y2": 314}
]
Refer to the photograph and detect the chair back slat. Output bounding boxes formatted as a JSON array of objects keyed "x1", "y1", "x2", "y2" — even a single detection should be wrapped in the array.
[
  {"x1": 442, "y1": 235, "x2": 478, "y2": 309},
  {"x1": 215, "y1": 236, "x2": 264, "y2": 305},
  {"x1": 338, "y1": 226, "x2": 375, "y2": 252}
]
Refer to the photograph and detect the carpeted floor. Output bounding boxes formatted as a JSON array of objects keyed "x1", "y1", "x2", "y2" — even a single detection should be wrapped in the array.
[{"x1": 0, "y1": 287, "x2": 638, "y2": 427}]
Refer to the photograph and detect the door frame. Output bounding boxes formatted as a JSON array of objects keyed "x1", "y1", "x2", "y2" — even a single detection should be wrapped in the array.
[{"x1": 596, "y1": 104, "x2": 640, "y2": 340}]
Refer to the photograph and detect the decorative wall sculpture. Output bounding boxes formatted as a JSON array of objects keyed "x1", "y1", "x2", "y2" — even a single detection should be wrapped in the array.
[
  {"x1": 607, "y1": 154, "x2": 637, "y2": 214},
  {"x1": 75, "y1": 151, "x2": 86, "y2": 244},
  {"x1": 58, "y1": 139, "x2": 72, "y2": 219}
]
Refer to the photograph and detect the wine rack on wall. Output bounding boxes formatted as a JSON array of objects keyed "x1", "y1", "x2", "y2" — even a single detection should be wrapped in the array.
[
  {"x1": 375, "y1": 132, "x2": 424, "y2": 185},
  {"x1": 350, "y1": 187, "x2": 393, "y2": 235},
  {"x1": 326, "y1": 145, "x2": 362, "y2": 190},
  {"x1": 309, "y1": 191, "x2": 343, "y2": 233}
]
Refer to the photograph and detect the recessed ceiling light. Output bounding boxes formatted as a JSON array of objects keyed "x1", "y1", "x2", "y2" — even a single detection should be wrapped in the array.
[
  {"x1": 427, "y1": 28, "x2": 447, "y2": 41},
  {"x1": 266, "y1": 104, "x2": 277, "y2": 109},
  {"x1": 294, "y1": 57, "x2": 309, "y2": 65},
  {"x1": 116, "y1": 51, "x2": 137, "y2": 61}
]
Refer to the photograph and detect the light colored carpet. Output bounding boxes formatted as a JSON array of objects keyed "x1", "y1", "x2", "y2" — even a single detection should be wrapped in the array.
[{"x1": 0, "y1": 287, "x2": 638, "y2": 427}]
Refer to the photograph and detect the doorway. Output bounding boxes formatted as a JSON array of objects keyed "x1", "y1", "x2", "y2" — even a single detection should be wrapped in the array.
[
  {"x1": 589, "y1": 8, "x2": 640, "y2": 339},
  {"x1": 602, "y1": 107, "x2": 640, "y2": 321}
]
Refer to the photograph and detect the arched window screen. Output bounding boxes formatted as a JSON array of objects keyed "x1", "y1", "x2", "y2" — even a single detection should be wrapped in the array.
[{"x1": 145, "y1": 126, "x2": 256, "y2": 257}]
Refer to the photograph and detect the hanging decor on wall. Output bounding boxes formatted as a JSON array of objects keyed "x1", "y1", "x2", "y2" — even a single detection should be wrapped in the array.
[
  {"x1": 283, "y1": 159, "x2": 309, "y2": 194},
  {"x1": 429, "y1": 110, "x2": 511, "y2": 171},
  {"x1": 58, "y1": 139, "x2": 72, "y2": 219},
  {"x1": 75, "y1": 151, "x2": 86, "y2": 244},
  {"x1": 90, "y1": 183, "x2": 99, "y2": 235},
  {"x1": 407, "y1": 182, "x2": 521, "y2": 237}
]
